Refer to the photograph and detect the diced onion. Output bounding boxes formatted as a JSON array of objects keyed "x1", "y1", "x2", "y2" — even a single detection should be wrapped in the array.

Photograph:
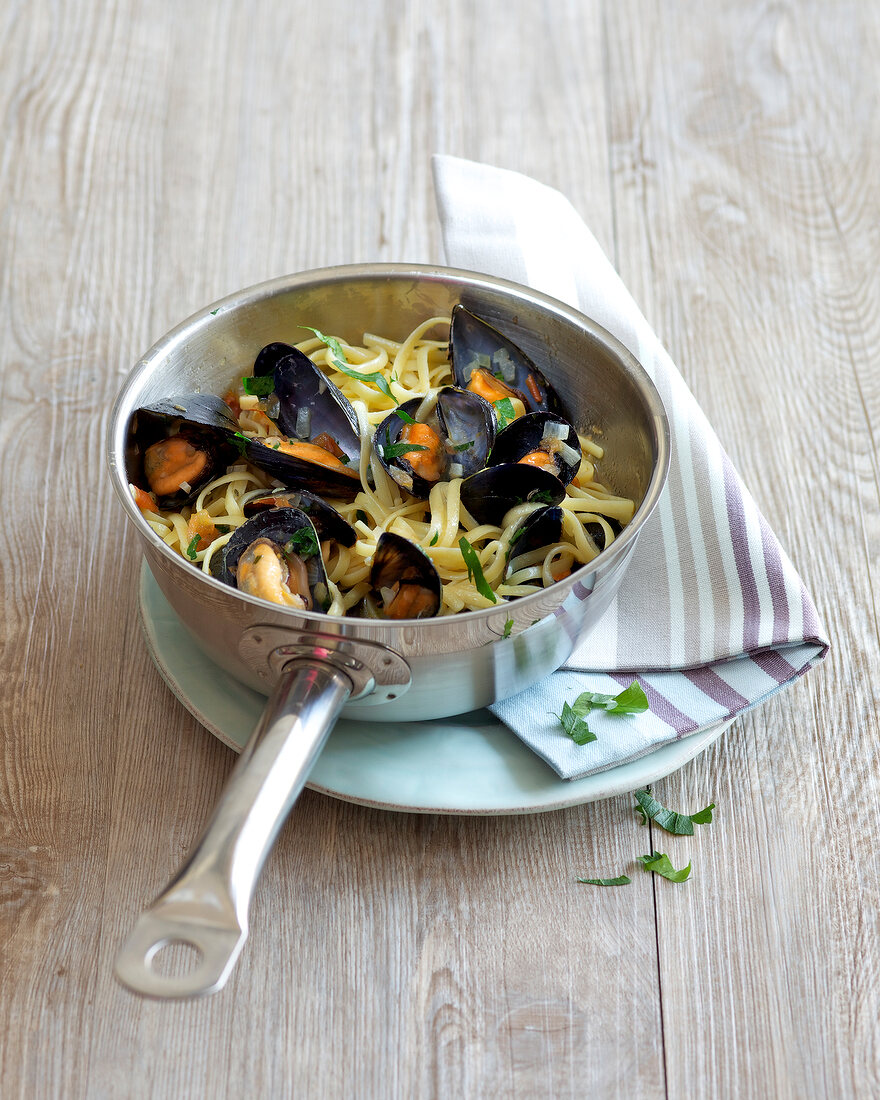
[{"x1": 295, "y1": 407, "x2": 312, "y2": 438}]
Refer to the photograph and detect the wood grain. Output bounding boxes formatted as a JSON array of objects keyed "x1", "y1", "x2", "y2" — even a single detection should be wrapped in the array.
[{"x1": 0, "y1": 0, "x2": 877, "y2": 1097}]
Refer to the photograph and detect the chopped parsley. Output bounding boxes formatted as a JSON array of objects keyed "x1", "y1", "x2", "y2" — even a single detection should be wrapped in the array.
[
  {"x1": 300, "y1": 325, "x2": 394, "y2": 399},
  {"x1": 216, "y1": 524, "x2": 230, "y2": 535},
  {"x1": 555, "y1": 701, "x2": 597, "y2": 745},
  {"x1": 458, "y1": 536, "x2": 497, "y2": 603},
  {"x1": 634, "y1": 789, "x2": 715, "y2": 835},
  {"x1": 185, "y1": 535, "x2": 200, "y2": 560},
  {"x1": 557, "y1": 681, "x2": 650, "y2": 746},
  {"x1": 493, "y1": 397, "x2": 516, "y2": 430},
  {"x1": 571, "y1": 681, "x2": 649, "y2": 717},
  {"x1": 241, "y1": 375, "x2": 275, "y2": 396},
  {"x1": 231, "y1": 431, "x2": 250, "y2": 456},
  {"x1": 451, "y1": 440, "x2": 474, "y2": 452},
  {"x1": 379, "y1": 441, "x2": 429, "y2": 460},
  {"x1": 637, "y1": 852, "x2": 692, "y2": 882},
  {"x1": 429, "y1": 530, "x2": 439, "y2": 546},
  {"x1": 284, "y1": 527, "x2": 320, "y2": 560},
  {"x1": 528, "y1": 489, "x2": 556, "y2": 505},
  {"x1": 576, "y1": 875, "x2": 632, "y2": 886}
]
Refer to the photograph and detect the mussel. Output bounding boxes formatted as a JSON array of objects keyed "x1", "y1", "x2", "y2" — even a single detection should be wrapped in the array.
[
  {"x1": 363, "y1": 532, "x2": 441, "y2": 619},
  {"x1": 449, "y1": 305, "x2": 566, "y2": 419},
  {"x1": 488, "y1": 412, "x2": 582, "y2": 487},
  {"x1": 459, "y1": 463, "x2": 566, "y2": 527},
  {"x1": 243, "y1": 489, "x2": 356, "y2": 547},
  {"x1": 236, "y1": 343, "x2": 364, "y2": 501},
  {"x1": 506, "y1": 506, "x2": 564, "y2": 577},
  {"x1": 374, "y1": 387, "x2": 496, "y2": 497},
  {"x1": 218, "y1": 508, "x2": 331, "y2": 612},
  {"x1": 130, "y1": 395, "x2": 240, "y2": 509}
]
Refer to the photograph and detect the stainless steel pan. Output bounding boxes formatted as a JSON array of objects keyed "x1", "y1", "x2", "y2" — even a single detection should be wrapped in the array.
[{"x1": 107, "y1": 264, "x2": 669, "y2": 998}]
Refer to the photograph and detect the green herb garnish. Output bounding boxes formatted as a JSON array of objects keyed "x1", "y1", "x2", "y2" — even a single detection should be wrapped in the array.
[
  {"x1": 576, "y1": 875, "x2": 632, "y2": 886},
  {"x1": 637, "y1": 852, "x2": 692, "y2": 882},
  {"x1": 458, "y1": 536, "x2": 497, "y2": 603},
  {"x1": 502, "y1": 618, "x2": 514, "y2": 639},
  {"x1": 393, "y1": 407, "x2": 417, "y2": 425},
  {"x1": 210, "y1": 308, "x2": 219, "y2": 315},
  {"x1": 429, "y1": 530, "x2": 439, "y2": 546},
  {"x1": 231, "y1": 431, "x2": 250, "y2": 456},
  {"x1": 493, "y1": 397, "x2": 516, "y2": 430},
  {"x1": 571, "y1": 681, "x2": 649, "y2": 717},
  {"x1": 529, "y1": 489, "x2": 555, "y2": 505},
  {"x1": 451, "y1": 440, "x2": 474, "y2": 452},
  {"x1": 356, "y1": 509, "x2": 369, "y2": 525},
  {"x1": 284, "y1": 527, "x2": 320, "y2": 559},
  {"x1": 216, "y1": 524, "x2": 230, "y2": 535},
  {"x1": 241, "y1": 375, "x2": 275, "y2": 396},
  {"x1": 633, "y1": 789, "x2": 715, "y2": 834},
  {"x1": 300, "y1": 325, "x2": 395, "y2": 399},
  {"x1": 379, "y1": 442, "x2": 429, "y2": 460},
  {"x1": 185, "y1": 535, "x2": 200, "y2": 561},
  {"x1": 555, "y1": 701, "x2": 597, "y2": 744}
]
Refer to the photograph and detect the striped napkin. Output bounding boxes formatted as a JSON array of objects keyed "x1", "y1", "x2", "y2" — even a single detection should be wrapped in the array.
[{"x1": 432, "y1": 154, "x2": 829, "y2": 780}]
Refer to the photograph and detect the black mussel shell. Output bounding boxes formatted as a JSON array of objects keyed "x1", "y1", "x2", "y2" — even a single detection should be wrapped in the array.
[
  {"x1": 459, "y1": 463, "x2": 566, "y2": 527},
  {"x1": 130, "y1": 394, "x2": 240, "y2": 509},
  {"x1": 243, "y1": 489, "x2": 356, "y2": 547},
  {"x1": 506, "y1": 506, "x2": 564, "y2": 576},
  {"x1": 585, "y1": 516, "x2": 622, "y2": 554},
  {"x1": 253, "y1": 342, "x2": 296, "y2": 377},
  {"x1": 449, "y1": 305, "x2": 565, "y2": 417},
  {"x1": 364, "y1": 532, "x2": 441, "y2": 620},
  {"x1": 272, "y1": 347, "x2": 361, "y2": 465},
  {"x1": 488, "y1": 412, "x2": 582, "y2": 487},
  {"x1": 242, "y1": 436, "x2": 362, "y2": 501},
  {"x1": 218, "y1": 508, "x2": 331, "y2": 612},
  {"x1": 374, "y1": 387, "x2": 496, "y2": 498}
]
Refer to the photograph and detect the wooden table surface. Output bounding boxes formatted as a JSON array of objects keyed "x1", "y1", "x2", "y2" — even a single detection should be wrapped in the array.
[{"x1": 2, "y1": 2, "x2": 877, "y2": 1097}]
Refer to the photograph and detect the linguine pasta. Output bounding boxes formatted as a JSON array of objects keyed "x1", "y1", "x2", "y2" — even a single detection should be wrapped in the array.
[{"x1": 131, "y1": 317, "x2": 636, "y2": 617}]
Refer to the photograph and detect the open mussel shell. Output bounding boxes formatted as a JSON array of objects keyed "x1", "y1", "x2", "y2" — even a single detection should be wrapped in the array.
[
  {"x1": 242, "y1": 436, "x2": 362, "y2": 501},
  {"x1": 449, "y1": 305, "x2": 566, "y2": 417},
  {"x1": 374, "y1": 386, "x2": 496, "y2": 498},
  {"x1": 459, "y1": 463, "x2": 566, "y2": 527},
  {"x1": 253, "y1": 342, "x2": 295, "y2": 377},
  {"x1": 218, "y1": 507, "x2": 332, "y2": 612},
  {"x1": 506, "y1": 505, "x2": 564, "y2": 576},
  {"x1": 488, "y1": 412, "x2": 582, "y2": 487},
  {"x1": 272, "y1": 347, "x2": 361, "y2": 465},
  {"x1": 243, "y1": 488, "x2": 356, "y2": 547},
  {"x1": 585, "y1": 516, "x2": 622, "y2": 554},
  {"x1": 130, "y1": 394, "x2": 240, "y2": 509},
  {"x1": 363, "y1": 532, "x2": 441, "y2": 620}
]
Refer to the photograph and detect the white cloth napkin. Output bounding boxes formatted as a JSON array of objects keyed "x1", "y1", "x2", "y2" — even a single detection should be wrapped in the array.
[{"x1": 432, "y1": 154, "x2": 829, "y2": 780}]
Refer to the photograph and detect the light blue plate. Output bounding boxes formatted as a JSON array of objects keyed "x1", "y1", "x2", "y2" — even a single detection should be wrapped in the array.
[{"x1": 139, "y1": 563, "x2": 731, "y2": 815}]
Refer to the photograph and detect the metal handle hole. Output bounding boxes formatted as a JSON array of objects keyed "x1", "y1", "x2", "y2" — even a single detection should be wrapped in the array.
[{"x1": 147, "y1": 938, "x2": 205, "y2": 979}]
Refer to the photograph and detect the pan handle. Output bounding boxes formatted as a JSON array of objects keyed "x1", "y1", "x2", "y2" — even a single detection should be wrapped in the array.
[{"x1": 114, "y1": 659, "x2": 353, "y2": 999}]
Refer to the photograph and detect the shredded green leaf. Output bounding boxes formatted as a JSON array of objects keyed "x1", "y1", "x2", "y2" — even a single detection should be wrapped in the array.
[
  {"x1": 185, "y1": 535, "x2": 200, "y2": 561},
  {"x1": 555, "y1": 701, "x2": 597, "y2": 745},
  {"x1": 458, "y1": 536, "x2": 497, "y2": 603},
  {"x1": 216, "y1": 524, "x2": 230, "y2": 535},
  {"x1": 571, "y1": 681, "x2": 649, "y2": 717},
  {"x1": 241, "y1": 375, "x2": 275, "y2": 396},
  {"x1": 429, "y1": 530, "x2": 439, "y2": 546},
  {"x1": 633, "y1": 789, "x2": 715, "y2": 835},
  {"x1": 231, "y1": 431, "x2": 250, "y2": 456},
  {"x1": 284, "y1": 527, "x2": 319, "y2": 560},
  {"x1": 452, "y1": 440, "x2": 474, "y2": 452},
  {"x1": 393, "y1": 407, "x2": 417, "y2": 425},
  {"x1": 529, "y1": 489, "x2": 555, "y2": 505},
  {"x1": 502, "y1": 618, "x2": 514, "y2": 639},
  {"x1": 576, "y1": 875, "x2": 632, "y2": 886},
  {"x1": 300, "y1": 325, "x2": 394, "y2": 398},
  {"x1": 356, "y1": 509, "x2": 369, "y2": 526},
  {"x1": 380, "y1": 442, "x2": 430, "y2": 460},
  {"x1": 493, "y1": 397, "x2": 516, "y2": 430},
  {"x1": 637, "y1": 851, "x2": 692, "y2": 882}
]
